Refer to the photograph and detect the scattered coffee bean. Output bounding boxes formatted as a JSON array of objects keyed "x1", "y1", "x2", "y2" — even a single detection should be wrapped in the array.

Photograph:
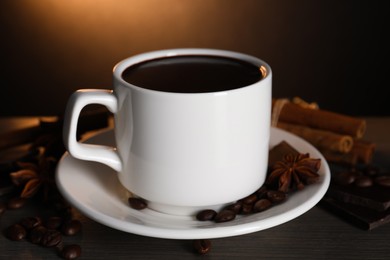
[
  {"x1": 333, "y1": 171, "x2": 356, "y2": 186},
  {"x1": 45, "y1": 216, "x2": 63, "y2": 230},
  {"x1": 20, "y1": 216, "x2": 43, "y2": 230},
  {"x1": 239, "y1": 194, "x2": 257, "y2": 204},
  {"x1": 4, "y1": 215, "x2": 84, "y2": 258},
  {"x1": 196, "y1": 209, "x2": 217, "y2": 221},
  {"x1": 7, "y1": 197, "x2": 27, "y2": 209},
  {"x1": 29, "y1": 225, "x2": 47, "y2": 244},
  {"x1": 354, "y1": 176, "x2": 373, "y2": 187},
  {"x1": 128, "y1": 197, "x2": 147, "y2": 210},
  {"x1": 193, "y1": 239, "x2": 211, "y2": 255},
  {"x1": 214, "y1": 209, "x2": 236, "y2": 223},
  {"x1": 5, "y1": 224, "x2": 27, "y2": 241},
  {"x1": 194, "y1": 185, "x2": 292, "y2": 223},
  {"x1": 61, "y1": 219, "x2": 82, "y2": 236},
  {"x1": 224, "y1": 202, "x2": 242, "y2": 214},
  {"x1": 255, "y1": 186, "x2": 268, "y2": 199},
  {"x1": 267, "y1": 190, "x2": 286, "y2": 203},
  {"x1": 363, "y1": 165, "x2": 380, "y2": 176},
  {"x1": 60, "y1": 244, "x2": 82, "y2": 259},
  {"x1": 253, "y1": 199, "x2": 272, "y2": 212},
  {"x1": 241, "y1": 203, "x2": 253, "y2": 214},
  {"x1": 331, "y1": 166, "x2": 389, "y2": 189},
  {"x1": 374, "y1": 176, "x2": 390, "y2": 187},
  {"x1": 41, "y1": 229, "x2": 62, "y2": 247}
]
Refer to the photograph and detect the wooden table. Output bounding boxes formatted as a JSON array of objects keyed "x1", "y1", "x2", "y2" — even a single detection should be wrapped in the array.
[{"x1": 0, "y1": 117, "x2": 389, "y2": 259}]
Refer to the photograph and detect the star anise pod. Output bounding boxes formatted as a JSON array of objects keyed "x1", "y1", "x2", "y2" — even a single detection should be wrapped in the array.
[
  {"x1": 10, "y1": 147, "x2": 57, "y2": 200},
  {"x1": 265, "y1": 153, "x2": 321, "y2": 193}
]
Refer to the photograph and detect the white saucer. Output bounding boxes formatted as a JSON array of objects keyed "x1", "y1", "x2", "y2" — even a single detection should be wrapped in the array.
[{"x1": 56, "y1": 127, "x2": 330, "y2": 240}]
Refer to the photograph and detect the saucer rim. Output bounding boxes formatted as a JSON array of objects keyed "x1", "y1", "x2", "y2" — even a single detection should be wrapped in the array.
[{"x1": 55, "y1": 127, "x2": 331, "y2": 239}]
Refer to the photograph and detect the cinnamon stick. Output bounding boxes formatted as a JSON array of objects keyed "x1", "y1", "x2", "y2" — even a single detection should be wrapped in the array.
[
  {"x1": 276, "y1": 122, "x2": 354, "y2": 154},
  {"x1": 318, "y1": 140, "x2": 375, "y2": 166},
  {"x1": 0, "y1": 107, "x2": 110, "y2": 150},
  {"x1": 352, "y1": 139, "x2": 376, "y2": 164},
  {"x1": 0, "y1": 126, "x2": 42, "y2": 151},
  {"x1": 272, "y1": 99, "x2": 366, "y2": 138},
  {"x1": 320, "y1": 150, "x2": 358, "y2": 166}
]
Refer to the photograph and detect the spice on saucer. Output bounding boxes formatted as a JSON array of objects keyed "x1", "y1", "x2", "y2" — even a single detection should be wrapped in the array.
[
  {"x1": 127, "y1": 140, "x2": 321, "y2": 226},
  {"x1": 265, "y1": 153, "x2": 321, "y2": 193},
  {"x1": 194, "y1": 141, "x2": 321, "y2": 224}
]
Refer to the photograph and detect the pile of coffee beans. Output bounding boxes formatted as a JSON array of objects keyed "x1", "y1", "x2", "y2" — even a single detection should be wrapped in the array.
[
  {"x1": 196, "y1": 186, "x2": 287, "y2": 223},
  {"x1": 4, "y1": 215, "x2": 82, "y2": 259},
  {"x1": 127, "y1": 186, "x2": 287, "y2": 255},
  {"x1": 0, "y1": 111, "x2": 110, "y2": 258},
  {"x1": 127, "y1": 186, "x2": 287, "y2": 223},
  {"x1": 332, "y1": 165, "x2": 390, "y2": 188},
  {"x1": 191, "y1": 186, "x2": 286, "y2": 254}
]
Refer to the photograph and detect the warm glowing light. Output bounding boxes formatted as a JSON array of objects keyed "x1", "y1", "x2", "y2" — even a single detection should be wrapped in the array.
[{"x1": 16, "y1": 0, "x2": 221, "y2": 61}]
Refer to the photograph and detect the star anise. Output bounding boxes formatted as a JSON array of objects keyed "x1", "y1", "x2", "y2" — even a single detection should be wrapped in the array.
[
  {"x1": 265, "y1": 153, "x2": 321, "y2": 193},
  {"x1": 10, "y1": 147, "x2": 57, "y2": 200}
]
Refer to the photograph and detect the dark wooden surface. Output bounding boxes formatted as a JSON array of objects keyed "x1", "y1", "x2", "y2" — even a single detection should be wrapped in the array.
[{"x1": 1, "y1": 117, "x2": 390, "y2": 259}]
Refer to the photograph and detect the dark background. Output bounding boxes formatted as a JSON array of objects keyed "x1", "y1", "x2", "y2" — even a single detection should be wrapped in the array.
[{"x1": 0, "y1": 0, "x2": 389, "y2": 117}]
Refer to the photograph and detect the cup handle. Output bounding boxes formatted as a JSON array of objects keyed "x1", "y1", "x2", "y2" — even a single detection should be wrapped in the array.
[{"x1": 63, "y1": 89, "x2": 122, "y2": 172}]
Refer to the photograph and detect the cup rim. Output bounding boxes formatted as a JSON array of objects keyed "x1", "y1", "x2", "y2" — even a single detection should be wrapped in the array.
[{"x1": 113, "y1": 48, "x2": 272, "y2": 95}]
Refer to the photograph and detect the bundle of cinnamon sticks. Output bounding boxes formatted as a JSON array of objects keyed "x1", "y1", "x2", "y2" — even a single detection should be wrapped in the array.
[{"x1": 272, "y1": 98, "x2": 375, "y2": 166}]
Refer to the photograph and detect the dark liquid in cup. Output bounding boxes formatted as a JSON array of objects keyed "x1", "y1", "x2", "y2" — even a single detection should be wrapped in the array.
[{"x1": 121, "y1": 55, "x2": 264, "y2": 93}]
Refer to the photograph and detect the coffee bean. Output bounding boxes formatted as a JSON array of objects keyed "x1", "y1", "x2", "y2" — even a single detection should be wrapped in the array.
[
  {"x1": 224, "y1": 202, "x2": 242, "y2": 214},
  {"x1": 61, "y1": 244, "x2": 82, "y2": 259},
  {"x1": 193, "y1": 239, "x2": 211, "y2": 255},
  {"x1": 29, "y1": 225, "x2": 47, "y2": 244},
  {"x1": 354, "y1": 176, "x2": 373, "y2": 187},
  {"x1": 267, "y1": 190, "x2": 286, "y2": 203},
  {"x1": 255, "y1": 186, "x2": 268, "y2": 199},
  {"x1": 363, "y1": 165, "x2": 380, "y2": 176},
  {"x1": 333, "y1": 171, "x2": 356, "y2": 185},
  {"x1": 241, "y1": 203, "x2": 253, "y2": 214},
  {"x1": 214, "y1": 209, "x2": 236, "y2": 223},
  {"x1": 5, "y1": 215, "x2": 83, "y2": 258},
  {"x1": 61, "y1": 219, "x2": 82, "y2": 236},
  {"x1": 253, "y1": 199, "x2": 272, "y2": 212},
  {"x1": 41, "y1": 229, "x2": 62, "y2": 247},
  {"x1": 20, "y1": 216, "x2": 43, "y2": 230},
  {"x1": 196, "y1": 209, "x2": 217, "y2": 221},
  {"x1": 128, "y1": 197, "x2": 147, "y2": 210},
  {"x1": 239, "y1": 194, "x2": 257, "y2": 204},
  {"x1": 375, "y1": 176, "x2": 390, "y2": 187},
  {"x1": 45, "y1": 216, "x2": 63, "y2": 230},
  {"x1": 7, "y1": 197, "x2": 27, "y2": 209},
  {"x1": 5, "y1": 224, "x2": 27, "y2": 241}
]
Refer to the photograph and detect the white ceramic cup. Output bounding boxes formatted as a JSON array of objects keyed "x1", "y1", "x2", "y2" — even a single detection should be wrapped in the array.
[{"x1": 63, "y1": 48, "x2": 272, "y2": 216}]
